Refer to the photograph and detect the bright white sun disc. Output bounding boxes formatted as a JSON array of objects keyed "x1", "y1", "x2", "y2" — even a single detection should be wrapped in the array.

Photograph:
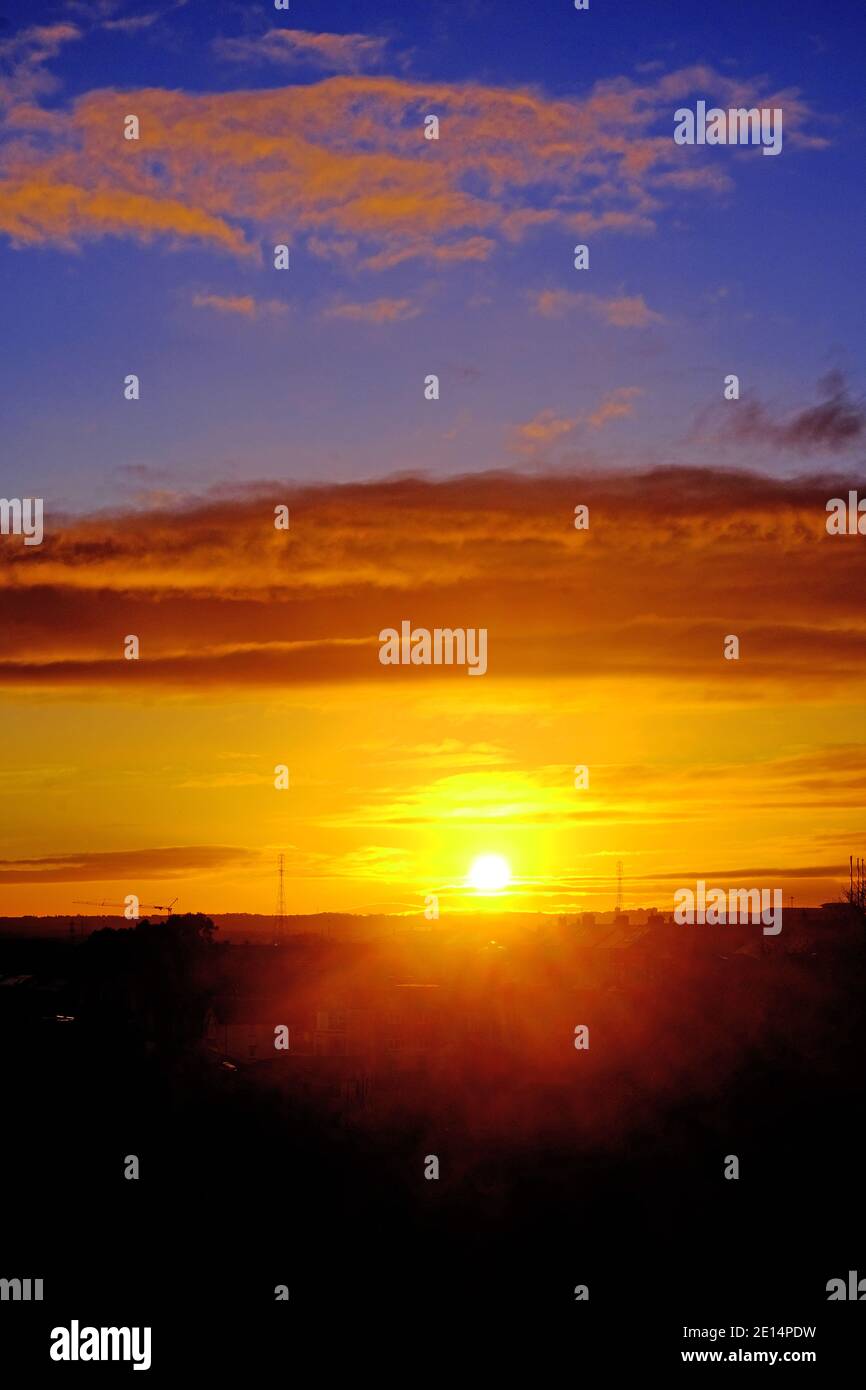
[{"x1": 467, "y1": 854, "x2": 512, "y2": 892}]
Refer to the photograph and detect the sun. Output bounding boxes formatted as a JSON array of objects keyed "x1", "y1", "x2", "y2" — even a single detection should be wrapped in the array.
[{"x1": 467, "y1": 853, "x2": 512, "y2": 894}]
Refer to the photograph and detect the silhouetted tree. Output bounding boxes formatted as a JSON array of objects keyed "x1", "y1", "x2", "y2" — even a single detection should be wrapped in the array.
[{"x1": 80, "y1": 913, "x2": 218, "y2": 1053}]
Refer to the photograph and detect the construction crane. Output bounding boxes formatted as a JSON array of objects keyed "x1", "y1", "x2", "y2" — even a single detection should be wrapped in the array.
[{"x1": 73, "y1": 897, "x2": 178, "y2": 916}]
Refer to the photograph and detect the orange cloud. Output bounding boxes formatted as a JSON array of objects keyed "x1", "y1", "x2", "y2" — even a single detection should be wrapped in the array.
[
  {"x1": 0, "y1": 180, "x2": 252, "y2": 255},
  {"x1": 0, "y1": 62, "x2": 823, "y2": 266},
  {"x1": 587, "y1": 387, "x2": 644, "y2": 428},
  {"x1": 531, "y1": 289, "x2": 664, "y2": 327},
  {"x1": 510, "y1": 410, "x2": 579, "y2": 451},
  {"x1": 511, "y1": 392, "x2": 643, "y2": 452},
  {"x1": 191, "y1": 291, "x2": 287, "y2": 318},
  {"x1": 324, "y1": 296, "x2": 420, "y2": 324}
]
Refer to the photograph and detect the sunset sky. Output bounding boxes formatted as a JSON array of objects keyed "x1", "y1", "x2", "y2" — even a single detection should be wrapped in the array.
[{"x1": 1, "y1": 0, "x2": 865, "y2": 916}]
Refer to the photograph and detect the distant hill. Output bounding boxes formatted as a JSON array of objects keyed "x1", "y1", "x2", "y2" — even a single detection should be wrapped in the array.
[
  {"x1": 0, "y1": 911, "x2": 404, "y2": 940},
  {"x1": 1, "y1": 908, "x2": 581, "y2": 941},
  {"x1": 1, "y1": 905, "x2": 858, "y2": 951}
]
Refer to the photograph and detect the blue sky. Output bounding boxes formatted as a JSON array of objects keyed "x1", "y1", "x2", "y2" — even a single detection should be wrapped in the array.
[{"x1": 1, "y1": 0, "x2": 864, "y2": 510}]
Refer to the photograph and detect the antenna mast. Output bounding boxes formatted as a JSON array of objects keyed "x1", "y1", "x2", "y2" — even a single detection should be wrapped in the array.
[{"x1": 273, "y1": 852, "x2": 286, "y2": 945}]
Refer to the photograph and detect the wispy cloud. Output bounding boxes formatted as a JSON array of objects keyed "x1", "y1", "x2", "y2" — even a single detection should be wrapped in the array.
[
  {"x1": 531, "y1": 289, "x2": 664, "y2": 327},
  {"x1": 214, "y1": 29, "x2": 390, "y2": 74},
  {"x1": 511, "y1": 390, "x2": 643, "y2": 453},
  {"x1": 692, "y1": 373, "x2": 865, "y2": 455},
  {"x1": 191, "y1": 291, "x2": 287, "y2": 318},
  {"x1": 511, "y1": 410, "x2": 579, "y2": 449},
  {"x1": 587, "y1": 386, "x2": 644, "y2": 428},
  {"x1": 102, "y1": 13, "x2": 161, "y2": 33},
  {"x1": 0, "y1": 844, "x2": 258, "y2": 884},
  {"x1": 324, "y1": 296, "x2": 420, "y2": 324},
  {"x1": 63, "y1": 0, "x2": 186, "y2": 31},
  {"x1": 0, "y1": 22, "x2": 82, "y2": 108}
]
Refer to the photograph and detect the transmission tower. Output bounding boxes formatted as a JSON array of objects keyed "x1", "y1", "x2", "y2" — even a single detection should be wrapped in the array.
[
  {"x1": 273, "y1": 852, "x2": 286, "y2": 945},
  {"x1": 615, "y1": 860, "x2": 623, "y2": 914}
]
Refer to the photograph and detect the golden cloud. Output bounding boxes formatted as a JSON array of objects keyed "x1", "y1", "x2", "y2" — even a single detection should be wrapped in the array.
[{"x1": 1, "y1": 469, "x2": 864, "y2": 694}]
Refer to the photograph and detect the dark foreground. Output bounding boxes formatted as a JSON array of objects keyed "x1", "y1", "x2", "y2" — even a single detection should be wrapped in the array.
[{"x1": 1, "y1": 914, "x2": 864, "y2": 1374}]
